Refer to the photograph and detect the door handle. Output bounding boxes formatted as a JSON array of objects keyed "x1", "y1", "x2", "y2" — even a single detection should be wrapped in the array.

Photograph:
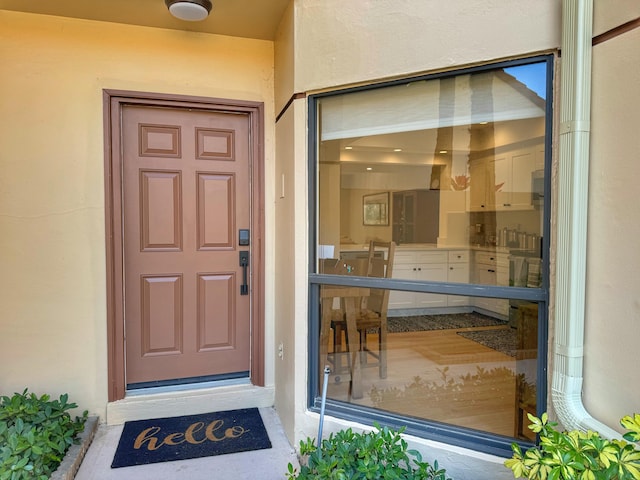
[{"x1": 239, "y1": 251, "x2": 249, "y2": 295}]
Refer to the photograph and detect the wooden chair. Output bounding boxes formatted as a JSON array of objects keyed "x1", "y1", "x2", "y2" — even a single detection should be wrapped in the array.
[
  {"x1": 333, "y1": 240, "x2": 396, "y2": 379},
  {"x1": 320, "y1": 286, "x2": 368, "y2": 399}
]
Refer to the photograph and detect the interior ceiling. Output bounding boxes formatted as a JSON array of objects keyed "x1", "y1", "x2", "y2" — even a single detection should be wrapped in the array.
[{"x1": 0, "y1": 0, "x2": 290, "y2": 40}]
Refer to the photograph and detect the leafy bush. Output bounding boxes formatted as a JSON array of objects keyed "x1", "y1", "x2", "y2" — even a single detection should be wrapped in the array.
[
  {"x1": 286, "y1": 422, "x2": 451, "y2": 479},
  {"x1": 0, "y1": 389, "x2": 88, "y2": 480},
  {"x1": 505, "y1": 412, "x2": 640, "y2": 480}
]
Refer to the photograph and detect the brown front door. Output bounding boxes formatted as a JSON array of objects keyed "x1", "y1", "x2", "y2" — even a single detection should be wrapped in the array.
[{"x1": 121, "y1": 104, "x2": 251, "y2": 386}]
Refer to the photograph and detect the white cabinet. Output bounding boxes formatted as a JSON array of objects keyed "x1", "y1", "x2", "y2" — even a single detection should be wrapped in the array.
[
  {"x1": 388, "y1": 249, "x2": 470, "y2": 311},
  {"x1": 390, "y1": 263, "x2": 421, "y2": 309},
  {"x1": 447, "y1": 250, "x2": 469, "y2": 307},
  {"x1": 389, "y1": 250, "x2": 448, "y2": 309},
  {"x1": 467, "y1": 143, "x2": 541, "y2": 211},
  {"x1": 535, "y1": 145, "x2": 545, "y2": 171},
  {"x1": 473, "y1": 250, "x2": 509, "y2": 317},
  {"x1": 502, "y1": 149, "x2": 537, "y2": 209},
  {"x1": 386, "y1": 247, "x2": 511, "y2": 319},
  {"x1": 468, "y1": 158, "x2": 488, "y2": 212},
  {"x1": 414, "y1": 263, "x2": 448, "y2": 308}
]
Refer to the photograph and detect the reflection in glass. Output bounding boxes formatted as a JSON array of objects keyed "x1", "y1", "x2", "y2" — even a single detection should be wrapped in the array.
[
  {"x1": 314, "y1": 60, "x2": 548, "y2": 441},
  {"x1": 316, "y1": 62, "x2": 547, "y2": 288},
  {"x1": 317, "y1": 290, "x2": 538, "y2": 440}
]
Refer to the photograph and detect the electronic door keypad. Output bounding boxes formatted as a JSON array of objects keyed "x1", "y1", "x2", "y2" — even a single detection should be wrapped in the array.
[{"x1": 239, "y1": 229, "x2": 250, "y2": 246}]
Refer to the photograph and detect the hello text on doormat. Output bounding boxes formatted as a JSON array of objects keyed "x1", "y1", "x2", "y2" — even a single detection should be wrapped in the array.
[{"x1": 111, "y1": 408, "x2": 272, "y2": 468}]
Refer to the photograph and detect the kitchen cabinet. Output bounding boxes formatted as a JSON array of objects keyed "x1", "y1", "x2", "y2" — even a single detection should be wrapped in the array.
[
  {"x1": 447, "y1": 250, "x2": 469, "y2": 307},
  {"x1": 473, "y1": 250, "x2": 509, "y2": 318},
  {"x1": 385, "y1": 246, "x2": 512, "y2": 319},
  {"x1": 392, "y1": 190, "x2": 439, "y2": 244},
  {"x1": 388, "y1": 249, "x2": 470, "y2": 311},
  {"x1": 468, "y1": 158, "x2": 488, "y2": 212},
  {"x1": 389, "y1": 250, "x2": 448, "y2": 309},
  {"x1": 467, "y1": 144, "x2": 540, "y2": 211}
]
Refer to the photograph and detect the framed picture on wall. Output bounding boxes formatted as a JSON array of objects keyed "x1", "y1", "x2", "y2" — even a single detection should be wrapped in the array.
[{"x1": 363, "y1": 192, "x2": 389, "y2": 226}]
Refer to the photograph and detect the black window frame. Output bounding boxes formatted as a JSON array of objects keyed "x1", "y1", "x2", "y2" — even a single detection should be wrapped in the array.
[{"x1": 307, "y1": 54, "x2": 554, "y2": 457}]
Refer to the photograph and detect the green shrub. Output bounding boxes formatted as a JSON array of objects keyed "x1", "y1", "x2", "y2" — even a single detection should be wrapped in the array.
[
  {"x1": 286, "y1": 422, "x2": 451, "y2": 479},
  {"x1": 505, "y1": 412, "x2": 640, "y2": 480},
  {"x1": 0, "y1": 389, "x2": 88, "y2": 480}
]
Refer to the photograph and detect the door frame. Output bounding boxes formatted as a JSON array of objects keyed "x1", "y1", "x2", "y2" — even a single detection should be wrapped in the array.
[{"x1": 103, "y1": 89, "x2": 265, "y2": 401}]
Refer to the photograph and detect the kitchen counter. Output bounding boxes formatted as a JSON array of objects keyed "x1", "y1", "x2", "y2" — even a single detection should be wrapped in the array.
[{"x1": 339, "y1": 243, "x2": 519, "y2": 254}]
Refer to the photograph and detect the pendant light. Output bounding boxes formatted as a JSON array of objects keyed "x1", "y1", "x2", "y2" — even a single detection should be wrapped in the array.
[{"x1": 165, "y1": 0, "x2": 213, "y2": 22}]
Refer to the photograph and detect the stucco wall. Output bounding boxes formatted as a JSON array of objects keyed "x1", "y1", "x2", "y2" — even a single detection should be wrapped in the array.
[
  {"x1": 281, "y1": 1, "x2": 562, "y2": 476},
  {"x1": 293, "y1": 0, "x2": 561, "y2": 93},
  {"x1": 593, "y1": 0, "x2": 640, "y2": 36},
  {"x1": 274, "y1": 1, "x2": 296, "y2": 115},
  {"x1": 0, "y1": 10, "x2": 275, "y2": 419},
  {"x1": 283, "y1": 0, "x2": 640, "y2": 447},
  {"x1": 273, "y1": 98, "x2": 311, "y2": 442},
  {"x1": 586, "y1": 22, "x2": 640, "y2": 428}
]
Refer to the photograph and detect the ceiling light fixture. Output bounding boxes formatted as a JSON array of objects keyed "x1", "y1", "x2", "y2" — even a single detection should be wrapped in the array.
[
  {"x1": 393, "y1": 148, "x2": 402, "y2": 152},
  {"x1": 165, "y1": 0, "x2": 213, "y2": 21},
  {"x1": 439, "y1": 150, "x2": 448, "y2": 154},
  {"x1": 345, "y1": 146, "x2": 353, "y2": 150}
]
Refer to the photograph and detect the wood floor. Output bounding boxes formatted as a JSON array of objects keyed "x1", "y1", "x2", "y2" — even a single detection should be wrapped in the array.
[{"x1": 324, "y1": 325, "x2": 529, "y2": 439}]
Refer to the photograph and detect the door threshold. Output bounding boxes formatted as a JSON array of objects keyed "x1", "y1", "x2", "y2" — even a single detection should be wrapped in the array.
[
  {"x1": 107, "y1": 383, "x2": 275, "y2": 425},
  {"x1": 126, "y1": 376, "x2": 250, "y2": 397}
]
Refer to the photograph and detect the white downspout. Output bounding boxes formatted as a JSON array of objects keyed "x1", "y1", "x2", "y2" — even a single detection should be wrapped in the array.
[{"x1": 552, "y1": 0, "x2": 621, "y2": 439}]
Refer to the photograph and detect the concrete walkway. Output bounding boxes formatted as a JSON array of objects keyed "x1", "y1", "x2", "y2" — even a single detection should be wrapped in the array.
[{"x1": 75, "y1": 407, "x2": 300, "y2": 480}]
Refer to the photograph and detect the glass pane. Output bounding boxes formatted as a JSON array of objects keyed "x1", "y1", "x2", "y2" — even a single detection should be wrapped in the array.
[
  {"x1": 316, "y1": 62, "x2": 547, "y2": 288},
  {"x1": 317, "y1": 288, "x2": 539, "y2": 440}
]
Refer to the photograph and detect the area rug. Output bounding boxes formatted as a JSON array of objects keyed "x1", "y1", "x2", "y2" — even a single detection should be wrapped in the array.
[
  {"x1": 111, "y1": 408, "x2": 272, "y2": 468},
  {"x1": 457, "y1": 328, "x2": 517, "y2": 357},
  {"x1": 387, "y1": 312, "x2": 506, "y2": 333}
]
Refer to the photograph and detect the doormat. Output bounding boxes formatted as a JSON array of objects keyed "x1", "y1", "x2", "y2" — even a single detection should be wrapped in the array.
[
  {"x1": 111, "y1": 408, "x2": 272, "y2": 468},
  {"x1": 457, "y1": 327, "x2": 517, "y2": 357},
  {"x1": 387, "y1": 312, "x2": 506, "y2": 333}
]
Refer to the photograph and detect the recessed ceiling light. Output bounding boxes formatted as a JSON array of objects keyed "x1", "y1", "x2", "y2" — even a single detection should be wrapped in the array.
[
  {"x1": 366, "y1": 167, "x2": 373, "y2": 171},
  {"x1": 439, "y1": 150, "x2": 448, "y2": 154},
  {"x1": 345, "y1": 146, "x2": 353, "y2": 150},
  {"x1": 393, "y1": 148, "x2": 402, "y2": 152}
]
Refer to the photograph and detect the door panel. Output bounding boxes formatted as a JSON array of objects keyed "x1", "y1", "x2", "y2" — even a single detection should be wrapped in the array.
[
  {"x1": 141, "y1": 274, "x2": 182, "y2": 355},
  {"x1": 140, "y1": 170, "x2": 182, "y2": 251},
  {"x1": 122, "y1": 105, "x2": 251, "y2": 386},
  {"x1": 197, "y1": 173, "x2": 234, "y2": 249},
  {"x1": 197, "y1": 273, "x2": 234, "y2": 350}
]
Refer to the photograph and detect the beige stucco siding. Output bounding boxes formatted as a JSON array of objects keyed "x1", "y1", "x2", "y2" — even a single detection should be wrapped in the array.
[
  {"x1": 3, "y1": 1, "x2": 639, "y2": 472},
  {"x1": 271, "y1": 2, "x2": 563, "y2": 477},
  {"x1": 274, "y1": 1, "x2": 296, "y2": 115},
  {"x1": 274, "y1": 0, "x2": 637, "y2": 470},
  {"x1": 0, "y1": 10, "x2": 276, "y2": 419},
  {"x1": 593, "y1": 0, "x2": 640, "y2": 36},
  {"x1": 293, "y1": 0, "x2": 561, "y2": 93},
  {"x1": 586, "y1": 24, "x2": 640, "y2": 428}
]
